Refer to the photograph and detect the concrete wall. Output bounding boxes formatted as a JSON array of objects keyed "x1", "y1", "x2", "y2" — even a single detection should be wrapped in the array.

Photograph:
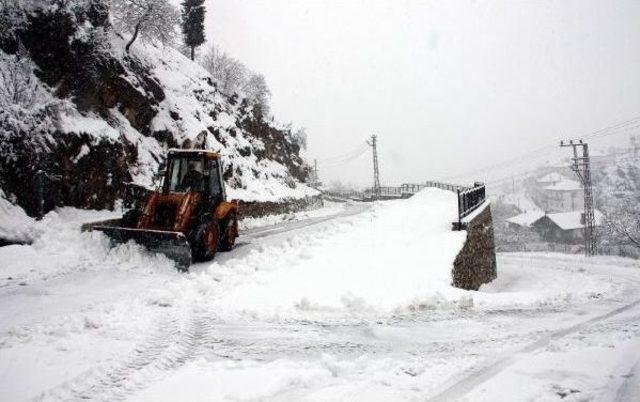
[{"x1": 452, "y1": 204, "x2": 498, "y2": 290}]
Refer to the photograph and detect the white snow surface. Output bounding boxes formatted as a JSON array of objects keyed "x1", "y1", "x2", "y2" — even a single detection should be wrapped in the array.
[
  {"x1": 1, "y1": 188, "x2": 640, "y2": 401},
  {"x1": 0, "y1": 189, "x2": 40, "y2": 243}
]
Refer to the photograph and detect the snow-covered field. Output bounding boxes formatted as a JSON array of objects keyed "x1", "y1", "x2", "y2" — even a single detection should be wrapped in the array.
[{"x1": 1, "y1": 189, "x2": 639, "y2": 401}]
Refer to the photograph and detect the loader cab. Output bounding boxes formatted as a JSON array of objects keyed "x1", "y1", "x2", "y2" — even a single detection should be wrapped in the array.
[{"x1": 164, "y1": 150, "x2": 226, "y2": 203}]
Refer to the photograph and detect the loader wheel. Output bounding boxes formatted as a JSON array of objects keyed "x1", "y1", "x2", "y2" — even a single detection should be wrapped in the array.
[
  {"x1": 220, "y1": 212, "x2": 238, "y2": 252},
  {"x1": 192, "y1": 219, "x2": 219, "y2": 262}
]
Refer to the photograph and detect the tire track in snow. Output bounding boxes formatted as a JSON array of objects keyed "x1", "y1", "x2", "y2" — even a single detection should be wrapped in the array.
[
  {"x1": 37, "y1": 310, "x2": 216, "y2": 402},
  {"x1": 242, "y1": 203, "x2": 370, "y2": 240},
  {"x1": 32, "y1": 203, "x2": 370, "y2": 401},
  {"x1": 615, "y1": 358, "x2": 640, "y2": 402},
  {"x1": 428, "y1": 297, "x2": 640, "y2": 402}
]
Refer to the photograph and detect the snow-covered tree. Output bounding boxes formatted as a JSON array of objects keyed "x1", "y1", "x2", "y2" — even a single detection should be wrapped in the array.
[
  {"x1": 602, "y1": 194, "x2": 640, "y2": 251},
  {"x1": 291, "y1": 127, "x2": 307, "y2": 151},
  {"x1": 201, "y1": 45, "x2": 247, "y2": 94},
  {"x1": 0, "y1": 48, "x2": 43, "y2": 109},
  {"x1": 109, "y1": 0, "x2": 179, "y2": 53},
  {"x1": 181, "y1": 0, "x2": 205, "y2": 61},
  {"x1": 242, "y1": 73, "x2": 271, "y2": 116},
  {"x1": 200, "y1": 44, "x2": 272, "y2": 118}
]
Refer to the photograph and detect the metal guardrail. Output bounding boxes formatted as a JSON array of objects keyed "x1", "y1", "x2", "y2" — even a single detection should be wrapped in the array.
[
  {"x1": 323, "y1": 180, "x2": 487, "y2": 231},
  {"x1": 454, "y1": 183, "x2": 486, "y2": 230},
  {"x1": 400, "y1": 181, "x2": 470, "y2": 194}
]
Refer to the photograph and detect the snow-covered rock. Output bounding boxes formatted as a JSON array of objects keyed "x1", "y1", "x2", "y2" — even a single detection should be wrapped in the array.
[{"x1": 0, "y1": 0, "x2": 317, "y2": 216}]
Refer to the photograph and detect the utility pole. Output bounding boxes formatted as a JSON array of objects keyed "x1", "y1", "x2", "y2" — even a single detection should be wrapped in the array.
[
  {"x1": 309, "y1": 159, "x2": 321, "y2": 189},
  {"x1": 313, "y1": 159, "x2": 319, "y2": 188},
  {"x1": 560, "y1": 139, "x2": 596, "y2": 256},
  {"x1": 366, "y1": 134, "x2": 381, "y2": 199}
]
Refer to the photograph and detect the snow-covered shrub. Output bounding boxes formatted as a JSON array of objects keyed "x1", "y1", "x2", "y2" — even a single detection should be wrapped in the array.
[
  {"x1": 200, "y1": 44, "x2": 271, "y2": 116},
  {"x1": 0, "y1": 48, "x2": 47, "y2": 109},
  {"x1": 109, "y1": 0, "x2": 180, "y2": 53}
]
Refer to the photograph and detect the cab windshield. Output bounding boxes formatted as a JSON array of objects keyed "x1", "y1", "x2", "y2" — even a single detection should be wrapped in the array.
[{"x1": 166, "y1": 157, "x2": 205, "y2": 192}]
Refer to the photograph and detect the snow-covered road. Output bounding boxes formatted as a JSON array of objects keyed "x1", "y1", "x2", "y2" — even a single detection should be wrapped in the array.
[{"x1": 1, "y1": 190, "x2": 639, "y2": 401}]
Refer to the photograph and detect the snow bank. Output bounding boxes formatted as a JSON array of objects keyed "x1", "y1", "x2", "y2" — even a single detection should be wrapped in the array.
[
  {"x1": 182, "y1": 188, "x2": 469, "y2": 320},
  {"x1": 0, "y1": 189, "x2": 40, "y2": 244},
  {"x1": 0, "y1": 207, "x2": 176, "y2": 285}
]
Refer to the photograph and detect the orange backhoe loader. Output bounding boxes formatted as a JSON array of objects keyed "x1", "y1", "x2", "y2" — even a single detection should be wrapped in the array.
[{"x1": 84, "y1": 149, "x2": 239, "y2": 271}]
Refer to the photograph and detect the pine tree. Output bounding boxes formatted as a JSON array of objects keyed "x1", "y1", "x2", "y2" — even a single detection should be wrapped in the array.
[{"x1": 181, "y1": 0, "x2": 206, "y2": 61}]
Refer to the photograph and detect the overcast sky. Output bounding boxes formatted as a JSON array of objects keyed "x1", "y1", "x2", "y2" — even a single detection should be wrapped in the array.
[{"x1": 202, "y1": 0, "x2": 640, "y2": 188}]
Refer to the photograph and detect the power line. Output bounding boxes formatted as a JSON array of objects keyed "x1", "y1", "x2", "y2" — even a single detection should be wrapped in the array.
[
  {"x1": 321, "y1": 146, "x2": 369, "y2": 168},
  {"x1": 438, "y1": 115, "x2": 640, "y2": 182},
  {"x1": 319, "y1": 144, "x2": 368, "y2": 164}
]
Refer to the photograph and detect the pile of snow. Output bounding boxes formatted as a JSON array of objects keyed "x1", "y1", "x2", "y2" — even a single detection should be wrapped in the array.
[
  {"x1": 181, "y1": 189, "x2": 469, "y2": 320},
  {"x1": 0, "y1": 189, "x2": 40, "y2": 244},
  {"x1": 0, "y1": 207, "x2": 176, "y2": 285}
]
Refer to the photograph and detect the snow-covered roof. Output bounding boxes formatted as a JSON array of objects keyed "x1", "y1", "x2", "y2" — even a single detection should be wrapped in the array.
[
  {"x1": 506, "y1": 210, "x2": 545, "y2": 227},
  {"x1": 536, "y1": 172, "x2": 565, "y2": 184},
  {"x1": 545, "y1": 210, "x2": 604, "y2": 230},
  {"x1": 544, "y1": 179, "x2": 581, "y2": 191}
]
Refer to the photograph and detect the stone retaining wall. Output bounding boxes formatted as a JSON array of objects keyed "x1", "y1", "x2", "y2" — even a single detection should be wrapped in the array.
[
  {"x1": 239, "y1": 195, "x2": 323, "y2": 219},
  {"x1": 452, "y1": 204, "x2": 498, "y2": 290}
]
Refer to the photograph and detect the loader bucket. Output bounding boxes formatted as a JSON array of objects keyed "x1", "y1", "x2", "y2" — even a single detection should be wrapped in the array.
[{"x1": 93, "y1": 226, "x2": 192, "y2": 271}]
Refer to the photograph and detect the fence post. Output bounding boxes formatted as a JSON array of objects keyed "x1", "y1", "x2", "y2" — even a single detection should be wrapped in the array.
[{"x1": 456, "y1": 188, "x2": 462, "y2": 230}]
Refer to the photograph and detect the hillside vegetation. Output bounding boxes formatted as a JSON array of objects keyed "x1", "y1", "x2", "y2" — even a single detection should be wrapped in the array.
[{"x1": 0, "y1": 0, "x2": 316, "y2": 217}]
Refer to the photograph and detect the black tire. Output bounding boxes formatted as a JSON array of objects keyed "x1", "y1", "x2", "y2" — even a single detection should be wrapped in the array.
[
  {"x1": 121, "y1": 208, "x2": 142, "y2": 228},
  {"x1": 220, "y1": 212, "x2": 238, "y2": 252},
  {"x1": 190, "y1": 217, "x2": 220, "y2": 262}
]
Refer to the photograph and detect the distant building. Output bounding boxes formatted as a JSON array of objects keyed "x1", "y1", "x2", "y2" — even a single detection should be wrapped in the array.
[
  {"x1": 530, "y1": 172, "x2": 584, "y2": 213},
  {"x1": 542, "y1": 179, "x2": 583, "y2": 212},
  {"x1": 505, "y1": 209, "x2": 603, "y2": 245},
  {"x1": 532, "y1": 210, "x2": 603, "y2": 244}
]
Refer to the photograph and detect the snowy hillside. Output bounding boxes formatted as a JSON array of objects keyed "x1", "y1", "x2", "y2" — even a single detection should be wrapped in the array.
[{"x1": 0, "y1": 0, "x2": 317, "y2": 217}]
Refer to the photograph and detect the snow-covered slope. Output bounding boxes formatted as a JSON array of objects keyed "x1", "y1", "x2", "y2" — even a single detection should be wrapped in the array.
[{"x1": 0, "y1": 0, "x2": 317, "y2": 216}]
